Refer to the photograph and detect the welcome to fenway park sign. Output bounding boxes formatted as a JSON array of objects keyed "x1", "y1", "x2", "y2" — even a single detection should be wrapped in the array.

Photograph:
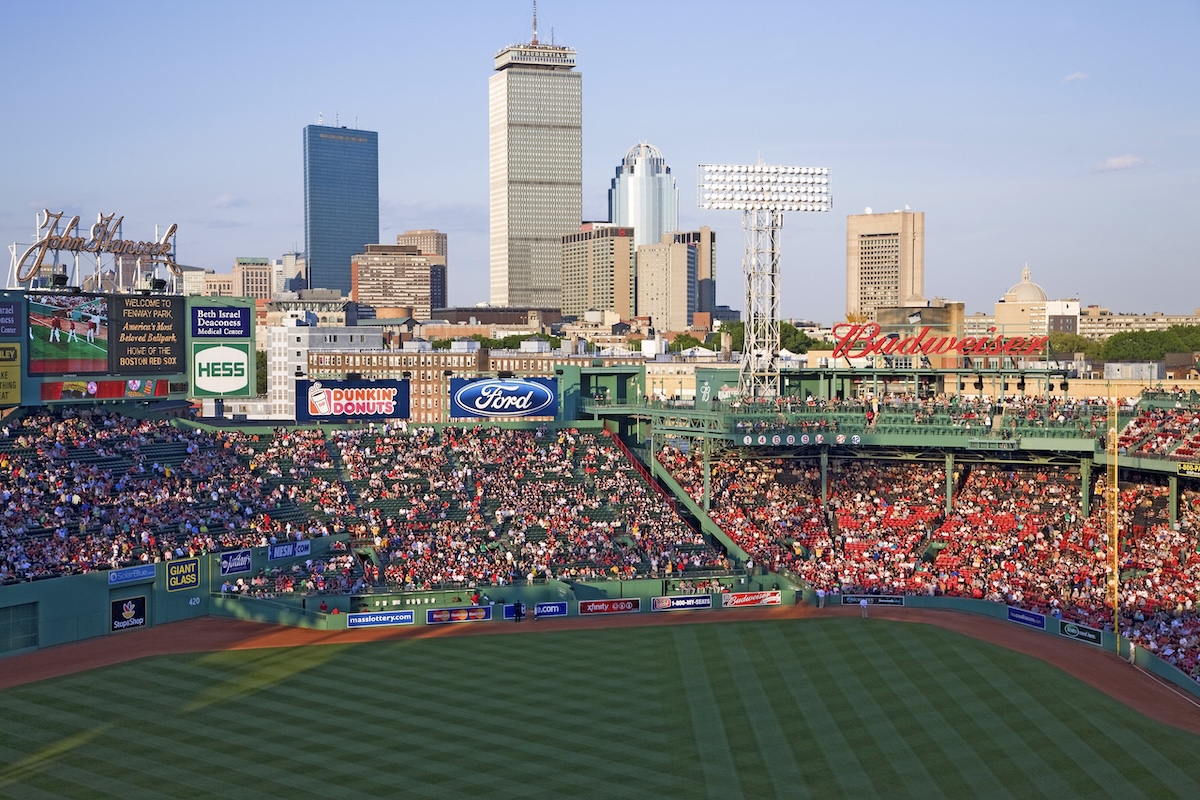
[{"x1": 831, "y1": 322, "x2": 1049, "y2": 360}]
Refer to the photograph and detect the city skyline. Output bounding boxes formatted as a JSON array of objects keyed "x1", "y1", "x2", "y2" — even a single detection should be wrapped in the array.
[{"x1": 1, "y1": 1, "x2": 1196, "y2": 323}]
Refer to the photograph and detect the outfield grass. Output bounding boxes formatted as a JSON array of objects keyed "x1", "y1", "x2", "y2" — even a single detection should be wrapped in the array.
[{"x1": 1, "y1": 619, "x2": 1197, "y2": 799}]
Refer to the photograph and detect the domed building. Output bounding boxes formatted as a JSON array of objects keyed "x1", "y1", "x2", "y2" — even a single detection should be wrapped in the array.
[
  {"x1": 1002, "y1": 264, "x2": 1048, "y2": 305},
  {"x1": 992, "y1": 264, "x2": 1078, "y2": 340}
]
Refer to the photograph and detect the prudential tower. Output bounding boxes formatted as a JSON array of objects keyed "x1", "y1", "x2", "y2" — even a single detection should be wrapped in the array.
[{"x1": 488, "y1": 11, "x2": 582, "y2": 309}]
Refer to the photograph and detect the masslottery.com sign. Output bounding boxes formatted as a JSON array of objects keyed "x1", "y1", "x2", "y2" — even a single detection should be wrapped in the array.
[{"x1": 191, "y1": 342, "x2": 252, "y2": 397}]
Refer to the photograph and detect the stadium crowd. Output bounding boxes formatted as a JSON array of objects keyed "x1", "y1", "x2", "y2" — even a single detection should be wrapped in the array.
[
  {"x1": 5, "y1": 397, "x2": 1200, "y2": 683},
  {"x1": 660, "y1": 445, "x2": 1200, "y2": 682}
]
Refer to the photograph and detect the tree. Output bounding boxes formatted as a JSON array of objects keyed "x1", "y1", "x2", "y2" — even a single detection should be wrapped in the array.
[
  {"x1": 1101, "y1": 329, "x2": 1186, "y2": 362},
  {"x1": 255, "y1": 350, "x2": 268, "y2": 396},
  {"x1": 1048, "y1": 333, "x2": 1101, "y2": 360},
  {"x1": 717, "y1": 320, "x2": 744, "y2": 353},
  {"x1": 668, "y1": 333, "x2": 705, "y2": 353}
]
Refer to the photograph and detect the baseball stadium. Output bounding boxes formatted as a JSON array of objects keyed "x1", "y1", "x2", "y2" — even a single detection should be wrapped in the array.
[{"x1": 3, "y1": 366, "x2": 1200, "y2": 797}]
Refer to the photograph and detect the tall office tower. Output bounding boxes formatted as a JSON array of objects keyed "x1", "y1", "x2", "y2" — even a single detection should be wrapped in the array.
[
  {"x1": 232, "y1": 257, "x2": 273, "y2": 300},
  {"x1": 609, "y1": 142, "x2": 678, "y2": 251},
  {"x1": 351, "y1": 244, "x2": 444, "y2": 320},
  {"x1": 396, "y1": 229, "x2": 449, "y2": 310},
  {"x1": 489, "y1": 16, "x2": 582, "y2": 308},
  {"x1": 303, "y1": 124, "x2": 379, "y2": 296},
  {"x1": 560, "y1": 223, "x2": 636, "y2": 319},
  {"x1": 672, "y1": 227, "x2": 715, "y2": 314},
  {"x1": 846, "y1": 209, "x2": 925, "y2": 321},
  {"x1": 637, "y1": 233, "x2": 698, "y2": 333}
]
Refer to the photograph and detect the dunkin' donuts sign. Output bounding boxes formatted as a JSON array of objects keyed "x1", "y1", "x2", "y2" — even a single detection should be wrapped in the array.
[{"x1": 295, "y1": 379, "x2": 410, "y2": 422}]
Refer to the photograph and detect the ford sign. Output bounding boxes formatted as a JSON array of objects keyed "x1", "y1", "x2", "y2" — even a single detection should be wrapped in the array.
[{"x1": 450, "y1": 378, "x2": 557, "y2": 418}]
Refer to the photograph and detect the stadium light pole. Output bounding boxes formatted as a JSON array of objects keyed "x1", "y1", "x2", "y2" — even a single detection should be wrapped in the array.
[{"x1": 698, "y1": 163, "x2": 831, "y2": 398}]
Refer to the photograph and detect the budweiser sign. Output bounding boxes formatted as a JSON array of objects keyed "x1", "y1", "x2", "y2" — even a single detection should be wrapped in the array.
[
  {"x1": 831, "y1": 323, "x2": 1049, "y2": 360},
  {"x1": 722, "y1": 591, "x2": 783, "y2": 608}
]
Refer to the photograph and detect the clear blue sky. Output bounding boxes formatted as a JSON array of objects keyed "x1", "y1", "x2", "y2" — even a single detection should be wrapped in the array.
[{"x1": 2, "y1": 0, "x2": 1196, "y2": 323}]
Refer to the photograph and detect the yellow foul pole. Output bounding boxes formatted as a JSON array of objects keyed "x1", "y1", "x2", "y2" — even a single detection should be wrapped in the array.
[{"x1": 1107, "y1": 396, "x2": 1120, "y2": 652}]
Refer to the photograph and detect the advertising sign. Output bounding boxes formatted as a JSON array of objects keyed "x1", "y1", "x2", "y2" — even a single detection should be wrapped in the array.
[
  {"x1": 578, "y1": 598, "x2": 641, "y2": 615},
  {"x1": 27, "y1": 292, "x2": 109, "y2": 375},
  {"x1": 1059, "y1": 620, "x2": 1103, "y2": 646},
  {"x1": 107, "y1": 563, "x2": 156, "y2": 586},
  {"x1": 449, "y1": 377, "x2": 557, "y2": 419},
  {"x1": 1179, "y1": 462, "x2": 1200, "y2": 478},
  {"x1": 166, "y1": 558, "x2": 200, "y2": 592},
  {"x1": 0, "y1": 343, "x2": 20, "y2": 406},
  {"x1": 191, "y1": 305, "x2": 252, "y2": 338},
  {"x1": 1007, "y1": 606, "x2": 1046, "y2": 630},
  {"x1": 41, "y1": 378, "x2": 169, "y2": 402},
  {"x1": 219, "y1": 549, "x2": 253, "y2": 576},
  {"x1": 840, "y1": 594, "x2": 905, "y2": 606},
  {"x1": 296, "y1": 379, "x2": 410, "y2": 423},
  {"x1": 426, "y1": 606, "x2": 492, "y2": 625},
  {"x1": 267, "y1": 540, "x2": 312, "y2": 561},
  {"x1": 111, "y1": 596, "x2": 147, "y2": 632},
  {"x1": 652, "y1": 594, "x2": 713, "y2": 612},
  {"x1": 534, "y1": 601, "x2": 569, "y2": 618},
  {"x1": 110, "y1": 295, "x2": 184, "y2": 375},
  {"x1": 347, "y1": 610, "x2": 415, "y2": 628},
  {"x1": 0, "y1": 300, "x2": 20, "y2": 337},
  {"x1": 191, "y1": 343, "x2": 252, "y2": 397},
  {"x1": 722, "y1": 590, "x2": 783, "y2": 608}
]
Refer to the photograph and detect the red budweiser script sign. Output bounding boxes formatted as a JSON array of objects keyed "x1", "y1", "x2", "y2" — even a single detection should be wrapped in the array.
[
  {"x1": 831, "y1": 323, "x2": 1049, "y2": 360},
  {"x1": 722, "y1": 591, "x2": 782, "y2": 608},
  {"x1": 578, "y1": 598, "x2": 641, "y2": 615}
]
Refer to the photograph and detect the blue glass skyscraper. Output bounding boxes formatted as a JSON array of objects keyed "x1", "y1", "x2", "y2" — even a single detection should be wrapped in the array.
[
  {"x1": 608, "y1": 142, "x2": 678, "y2": 251},
  {"x1": 303, "y1": 125, "x2": 379, "y2": 295}
]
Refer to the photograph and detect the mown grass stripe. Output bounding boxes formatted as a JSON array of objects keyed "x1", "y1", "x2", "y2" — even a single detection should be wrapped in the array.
[
  {"x1": 673, "y1": 626, "x2": 742, "y2": 797},
  {"x1": 721, "y1": 624, "x2": 807, "y2": 796}
]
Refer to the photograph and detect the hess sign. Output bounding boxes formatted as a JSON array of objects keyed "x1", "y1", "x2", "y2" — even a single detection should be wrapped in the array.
[{"x1": 450, "y1": 378, "x2": 557, "y2": 419}]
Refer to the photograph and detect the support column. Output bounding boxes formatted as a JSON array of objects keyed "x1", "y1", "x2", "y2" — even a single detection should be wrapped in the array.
[
  {"x1": 1169, "y1": 474, "x2": 1178, "y2": 530},
  {"x1": 944, "y1": 452, "x2": 955, "y2": 515},
  {"x1": 1081, "y1": 458, "x2": 1092, "y2": 519}
]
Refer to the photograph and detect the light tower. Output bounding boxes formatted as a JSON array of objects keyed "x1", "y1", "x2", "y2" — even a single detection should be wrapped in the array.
[{"x1": 698, "y1": 163, "x2": 831, "y2": 398}]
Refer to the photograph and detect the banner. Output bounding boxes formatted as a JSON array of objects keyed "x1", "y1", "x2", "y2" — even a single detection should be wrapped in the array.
[
  {"x1": 111, "y1": 596, "x2": 147, "y2": 631},
  {"x1": 652, "y1": 594, "x2": 713, "y2": 612},
  {"x1": 191, "y1": 343, "x2": 252, "y2": 398},
  {"x1": 0, "y1": 300, "x2": 20, "y2": 337},
  {"x1": 347, "y1": 610, "x2": 415, "y2": 628},
  {"x1": 0, "y1": 343, "x2": 21, "y2": 406},
  {"x1": 219, "y1": 549, "x2": 253, "y2": 576},
  {"x1": 1007, "y1": 606, "x2": 1046, "y2": 630},
  {"x1": 722, "y1": 590, "x2": 782, "y2": 608},
  {"x1": 107, "y1": 563, "x2": 156, "y2": 586},
  {"x1": 534, "y1": 601, "x2": 568, "y2": 618},
  {"x1": 1179, "y1": 462, "x2": 1200, "y2": 478},
  {"x1": 1059, "y1": 620, "x2": 1103, "y2": 646},
  {"x1": 109, "y1": 295, "x2": 184, "y2": 375},
  {"x1": 840, "y1": 594, "x2": 904, "y2": 606},
  {"x1": 578, "y1": 598, "x2": 640, "y2": 615},
  {"x1": 268, "y1": 540, "x2": 312, "y2": 561},
  {"x1": 296, "y1": 379, "x2": 410, "y2": 423},
  {"x1": 191, "y1": 305, "x2": 252, "y2": 338},
  {"x1": 450, "y1": 377, "x2": 557, "y2": 419},
  {"x1": 427, "y1": 606, "x2": 492, "y2": 625},
  {"x1": 166, "y1": 558, "x2": 200, "y2": 592}
]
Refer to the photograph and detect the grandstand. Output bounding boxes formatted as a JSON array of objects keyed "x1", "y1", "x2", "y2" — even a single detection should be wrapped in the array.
[{"x1": 3, "y1": 386, "x2": 1200, "y2": 694}]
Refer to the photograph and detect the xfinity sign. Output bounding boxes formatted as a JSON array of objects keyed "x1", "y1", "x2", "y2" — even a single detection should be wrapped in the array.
[{"x1": 192, "y1": 343, "x2": 251, "y2": 397}]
